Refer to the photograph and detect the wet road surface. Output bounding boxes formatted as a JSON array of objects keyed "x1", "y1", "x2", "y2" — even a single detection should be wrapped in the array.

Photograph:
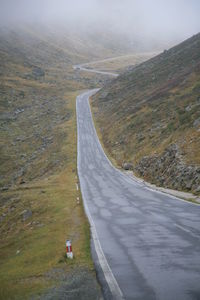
[
  {"x1": 73, "y1": 64, "x2": 118, "y2": 77},
  {"x1": 77, "y1": 90, "x2": 200, "y2": 300}
]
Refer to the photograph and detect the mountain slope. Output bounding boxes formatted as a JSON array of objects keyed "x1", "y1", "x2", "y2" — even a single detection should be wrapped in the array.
[
  {"x1": 1, "y1": 23, "x2": 160, "y2": 299},
  {"x1": 92, "y1": 33, "x2": 200, "y2": 194},
  {"x1": 0, "y1": 25, "x2": 119, "y2": 299}
]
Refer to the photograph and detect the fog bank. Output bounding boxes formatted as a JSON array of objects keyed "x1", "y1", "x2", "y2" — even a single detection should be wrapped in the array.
[{"x1": 1, "y1": 0, "x2": 200, "y2": 47}]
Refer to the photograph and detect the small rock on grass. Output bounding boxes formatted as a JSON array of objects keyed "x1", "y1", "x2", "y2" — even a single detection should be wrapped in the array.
[
  {"x1": 21, "y1": 209, "x2": 32, "y2": 221},
  {"x1": 122, "y1": 162, "x2": 133, "y2": 170}
]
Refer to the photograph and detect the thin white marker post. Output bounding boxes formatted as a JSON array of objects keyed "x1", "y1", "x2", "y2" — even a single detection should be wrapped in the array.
[{"x1": 66, "y1": 240, "x2": 73, "y2": 259}]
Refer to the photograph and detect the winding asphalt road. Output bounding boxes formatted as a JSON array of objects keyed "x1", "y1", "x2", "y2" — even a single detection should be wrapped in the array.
[
  {"x1": 77, "y1": 88, "x2": 200, "y2": 300},
  {"x1": 73, "y1": 64, "x2": 118, "y2": 77}
]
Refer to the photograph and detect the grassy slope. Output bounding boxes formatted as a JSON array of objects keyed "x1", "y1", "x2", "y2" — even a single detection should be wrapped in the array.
[
  {"x1": 84, "y1": 52, "x2": 159, "y2": 73},
  {"x1": 0, "y1": 25, "x2": 136, "y2": 299},
  {"x1": 0, "y1": 92, "x2": 93, "y2": 298},
  {"x1": 92, "y1": 33, "x2": 200, "y2": 193}
]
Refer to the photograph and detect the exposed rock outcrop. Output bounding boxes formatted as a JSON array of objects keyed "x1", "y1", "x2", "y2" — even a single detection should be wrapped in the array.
[{"x1": 135, "y1": 144, "x2": 200, "y2": 193}]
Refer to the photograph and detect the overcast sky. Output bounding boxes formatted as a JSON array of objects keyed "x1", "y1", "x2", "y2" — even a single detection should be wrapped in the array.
[{"x1": 0, "y1": 0, "x2": 200, "y2": 42}]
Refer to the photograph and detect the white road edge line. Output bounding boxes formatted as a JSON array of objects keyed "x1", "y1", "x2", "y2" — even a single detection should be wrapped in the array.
[
  {"x1": 175, "y1": 224, "x2": 191, "y2": 233},
  {"x1": 87, "y1": 91, "x2": 199, "y2": 206},
  {"x1": 76, "y1": 61, "x2": 199, "y2": 299},
  {"x1": 175, "y1": 223, "x2": 198, "y2": 238},
  {"x1": 76, "y1": 92, "x2": 124, "y2": 300}
]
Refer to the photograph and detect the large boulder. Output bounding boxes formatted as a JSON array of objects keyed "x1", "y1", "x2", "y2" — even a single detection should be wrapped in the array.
[
  {"x1": 32, "y1": 66, "x2": 45, "y2": 78},
  {"x1": 122, "y1": 162, "x2": 133, "y2": 170}
]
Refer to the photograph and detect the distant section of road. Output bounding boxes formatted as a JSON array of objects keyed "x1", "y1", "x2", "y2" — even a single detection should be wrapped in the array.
[
  {"x1": 73, "y1": 52, "x2": 159, "y2": 78},
  {"x1": 74, "y1": 64, "x2": 118, "y2": 77},
  {"x1": 76, "y1": 60, "x2": 200, "y2": 300}
]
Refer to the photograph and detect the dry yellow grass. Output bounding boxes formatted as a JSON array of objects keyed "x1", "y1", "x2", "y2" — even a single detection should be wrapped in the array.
[
  {"x1": 91, "y1": 33, "x2": 200, "y2": 194},
  {"x1": 0, "y1": 92, "x2": 95, "y2": 299},
  {"x1": 85, "y1": 52, "x2": 159, "y2": 72}
]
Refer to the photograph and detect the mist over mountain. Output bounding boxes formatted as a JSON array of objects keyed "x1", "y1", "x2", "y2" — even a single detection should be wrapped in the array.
[{"x1": 1, "y1": 0, "x2": 200, "y2": 51}]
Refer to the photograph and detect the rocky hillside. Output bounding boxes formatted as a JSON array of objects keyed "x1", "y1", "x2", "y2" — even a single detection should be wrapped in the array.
[
  {"x1": 1, "y1": 25, "x2": 129, "y2": 299},
  {"x1": 0, "y1": 24, "x2": 136, "y2": 189},
  {"x1": 2, "y1": 24, "x2": 160, "y2": 299},
  {"x1": 92, "y1": 33, "x2": 200, "y2": 194}
]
